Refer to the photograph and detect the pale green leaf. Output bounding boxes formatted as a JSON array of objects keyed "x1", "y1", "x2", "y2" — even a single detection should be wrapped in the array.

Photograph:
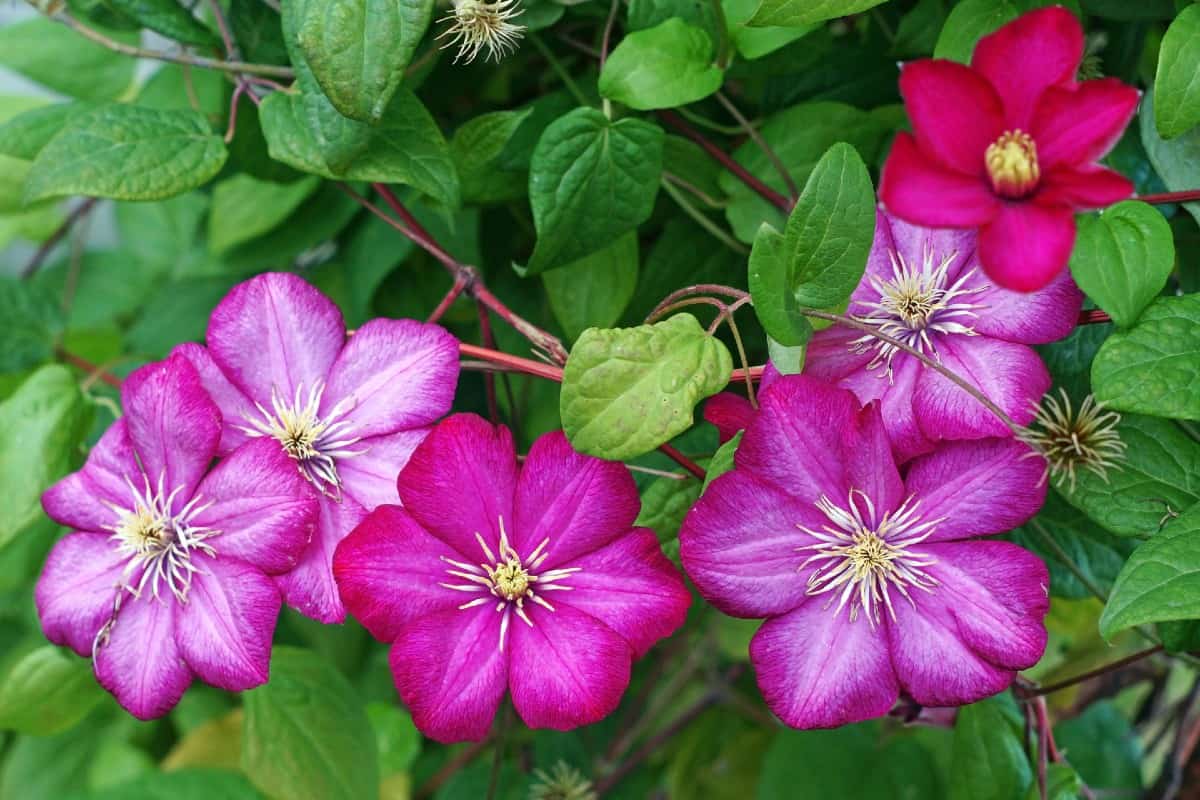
[
  {"x1": 0, "y1": 644, "x2": 104, "y2": 735},
  {"x1": 0, "y1": 19, "x2": 136, "y2": 102},
  {"x1": 208, "y1": 174, "x2": 321, "y2": 254},
  {"x1": 1154, "y1": 4, "x2": 1200, "y2": 139},
  {"x1": 748, "y1": 0, "x2": 886, "y2": 28},
  {"x1": 598, "y1": 19, "x2": 724, "y2": 111}
]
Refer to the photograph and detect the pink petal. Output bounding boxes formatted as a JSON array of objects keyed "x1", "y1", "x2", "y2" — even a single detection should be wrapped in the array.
[
  {"x1": 171, "y1": 343, "x2": 256, "y2": 456},
  {"x1": 121, "y1": 354, "x2": 222, "y2": 508},
  {"x1": 397, "y1": 414, "x2": 517, "y2": 562},
  {"x1": 560, "y1": 528, "x2": 690, "y2": 656},
  {"x1": 1036, "y1": 166, "x2": 1134, "y2": 210},
  {"x1": 509, "y1": 603, "x2": 631, "y2": 731},
  {"x1": 333, "y1": 504, "x2": 466, "y2": 642},
  {"x1": 390, "y1": 606, "x2": 508, "y2": 743},
  {"x1": 206, "y1": 273, "x2": 346, "y2": 410},
  {"x1": 913, "y1": 335, "x2": 1049, "y2": 443},
  {"x1": 277, "y1": 494, "x2": 368, "y2": 623},
  {"x1": 35, "y1": 532, "x2": 127, "y2": 658},
  {"x1": 804, "y1": 325, "x2": 875, "y2": 384},
  {"x1": 175, "y1": 555, "x2": 279, "y2": 692},
  {"x1": 888, "y1": 541, "x2": 1049, "y2": 707},
  {"x1": 41, "y1": 421, "x2": 139, "y2": 533},
  {"x1": 749, "y1": 602, "x2": 899, "y2": 729},
  {"x1": 965, "y1": 266, "x2": 1084, "y2": 343},
  {"x1": 884, "y1": 211, "x2": 981, "y2": 284},
  {"x1": 323, "y1": 319, "x2": 459, "y2": 441},
  {"x1": 1032, "y1": 79, "x2": 1139, "y2": 170},
  {"x1": 898, "y1": 60, "x2": 1004, "y2": 174},
  {"x1": 878, "y1": 356, "x2": 936, "y2": 464},
  {"x1": 880, "y1": 133, "x2": 1000, "y2": 228},
  {"x1": 703, "y1": 392, "x2": 756, "y2": 444},
  {"x1": 94, "y1": 595, "x2": 192, "y2": 720},
  {"x1": 680, "y1": 470, "x2": 829, "y2": 618},
  {"x1": 903, "y1": 438, "x2": 1047, "y2": 543},
  {"x1": 977, "y1": 202, "x2": 1076, "y2": 292},
  {"x1": 512, "y1": 431, "x2": 640, "y2": 569},
  {"x1": 190, "y1": 438, "x2": 318, "y2": 575},
  {"x1": 971, "y1": 6, "x2": 1083, "y2": 128},
  {"x1": 338, "y1": 427, "x2": 430, "y2": 511},
  {"x1": 843, "y1": 402, "x2": 904, "y2": 517}
]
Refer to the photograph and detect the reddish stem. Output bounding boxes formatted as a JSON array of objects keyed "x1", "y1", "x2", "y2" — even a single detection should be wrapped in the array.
[
  {"x1": 57, "y1": 349, "x2": 121, "y2": 389},
  {"x1": 658, "y1": 443, "x2": 707, "y2": 480},
  {"x1": 1138, "y1": 190, "x2": 1200, "y2": 205},
  {"x1": 1078, "y1": 309, "x2": 1111, "y2": 325},
  {"x1": 427, "y1": 273, "x2": 469, "y2": 323},
  {"x1": 20, "y1": 197, "x2": 98, "y2": 279},
  {"x1": 476, "y1": 302, "x2": 501, "y2": 424},
  {"x1": 459, "y1": 342, "x2": 564, "y2": 382},
  {"x1": 1020, "y1": 645, "x2": 1164, "y2": 698}
]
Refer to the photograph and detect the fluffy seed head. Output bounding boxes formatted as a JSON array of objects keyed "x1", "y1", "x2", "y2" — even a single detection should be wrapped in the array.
[
  {"x1": 436, "y1": 0, "x2": 525, "y2": 64},
  {"x1": 1019, "y1": 388, "x2": 1126, "y2": 491}
]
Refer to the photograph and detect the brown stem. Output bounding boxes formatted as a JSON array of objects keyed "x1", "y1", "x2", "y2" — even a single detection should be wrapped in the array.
[
  {"x1": 658, "y1": 443, "x2": 706, "y2": 480},
  {"x1": 20, "y1": 198, "x2": 99, "y2": 279},
  {"x1": 57, "y1": 349, "x2": 122, "y2": 389},
  {"x1": 1138, "y1": 190, "x2": 1200, "y2": 205},
  {"x1": 428, "y1": 273, "x2": 470, "y2": 323},
  {"x1": 1020, "y1": 645, "x2": 1165, "y2": 698},
  {"x1": 599, "y1": 0, "x2": 620, "y2": 69},
  {"x1": 476, "y1": 302, "x2": 501, "y2": 425},
  {"x1": 714, "y1": 90, "x2": 798, "y2": 201},
  {"x1": 1078, "y1": 309, "x2": 1111, "y2": 325}
]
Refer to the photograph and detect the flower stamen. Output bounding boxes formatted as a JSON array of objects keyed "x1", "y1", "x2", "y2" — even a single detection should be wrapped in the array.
[
  {"x1": 985, "y1": 130, "x2": 1040, "y2": 199},
  {"x1": 1018, "y1": 388, "x2": 1126, "y2": 491}
]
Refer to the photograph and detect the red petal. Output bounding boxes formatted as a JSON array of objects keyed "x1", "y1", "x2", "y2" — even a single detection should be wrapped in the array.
[
  {"x1": 978, "y1": 203, "x2": 1076, "y2": 292},
  {"x1": 880, "y1": 133, "x2": 1000, "y2": 227},
  {"x1": 1036, "y1": 165, "x2": 1133, "y2": 210},
  {"x1": 1032, "y1": 79, "x2": 1140, "y2": 169},
  {"x1": 899, "y1": 60, "x2": 1004, "y2": 175}
]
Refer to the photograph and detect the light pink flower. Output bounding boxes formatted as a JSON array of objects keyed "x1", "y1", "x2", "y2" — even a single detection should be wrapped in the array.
[
  {"x1": 37, "y1": 355, "x2": 317, "y2": 719},
  {"x1": 680, "y1": 376, "x2": 1050, "y2": 729},
  {"x1": 174, "y1": 272, "x2": 460, "y2": 622},
  {"x1": 333, "y1": 414, "x2": 691, "y2": 742}
]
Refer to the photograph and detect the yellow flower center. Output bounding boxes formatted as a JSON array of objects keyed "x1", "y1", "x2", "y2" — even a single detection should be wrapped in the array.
[
  {"x1": 985, "y1": 130, "x2": 1040, "y2": 199},
  {"x1": 491, "y1": 560, "x2": 531, "y2": 601}
]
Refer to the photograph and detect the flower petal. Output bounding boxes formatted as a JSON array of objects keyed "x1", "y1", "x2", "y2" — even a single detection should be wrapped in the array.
[
  {"x1": 390, "y1": 606, "x2": 508, "y2": 743},
  {"x1": 338, "y1": 427, "x2": 430, "y2": 511},
  {"x1": 888, "y1": 541, "x2": 1049, "y2": 707},
  {"x1": 703, "y1": 392, "x2": 756, "y2": 444},
  {"x1": 35, "y1": 532, "x2": 127, "y2": 657},
  {"x1": 844, "y1": 402, "x2": 904, "y2": 517},
  {"x1": 512, "y1": 431, "x2": 640, "y2": 569},
  {"x1": 971, "y1": 6, "x2": 1083, "y2": 128},
  {"x1": 42, "y1": 421, "x2": 139, "y2": 533},
  {"x1": 879, "y1": 356, "x2": 935, "y2": 464},
  {"x1": 898, "y1": 59, "x2": 1004, "y2": 174},
  {"x1": 559, "y1": 528, "x2": 690, "y2": 656},
  {"x1": 397, "y1": 414, "x2": 517, "y2": 562},
  {"x1": 509, "y1": 603, "x2": 631, "y2": 731},
  {"x1": 903, "y1": 438, "x2": 1047, "y2": 543},
  {"x1": 963, "y1": 264, "x2": 1084, "y2": 343},
  {"x1": 977, "y1": 202, "x2": 1076, "y2": 292},
  {"x1": 206, "y1": 273, "x2": 345, "y2": 409},
  {"x1": 1036, "y1": 165, "x2": 1134, "y2": 210},
  {"x1": 175, "y1": 555, "x2": 279, "y2": 691},
  {"x1": 121, "y1": 354, "x2": 222, "y2": 508},
  {"x1": 171, "y1": 343, "x2": 256, "y2": 456},
  {"x1": 914, "y1": 334, "x2": 1049, "y2": 444},
  {"x1": 880, "y1": 134, "x2": 1000, "y2": 228},
  {"x1": 804, "y1": 325, "x2": 875, "y2": 384},
  {"x1": 323, "y1": 319, "x2": 459, "y2": 441},
  {"x1": 94, "y1": 595, "x2": 191, "y2": 720},
  {"x1": 190, "y1": 438, "x2": 318, "y2": 575},
  {"x1": 750, "y1": 602, "x2": 899, "y2": 729},
  {"x1": 1033, "y1": 79, "x2": 1140, "y2": 170},
  {"x1": 333, "y1": 504, "x2": 466, "y2": 642},
  {"x1": 276, "y1": 494, "x2": 368, "y2": 623}
]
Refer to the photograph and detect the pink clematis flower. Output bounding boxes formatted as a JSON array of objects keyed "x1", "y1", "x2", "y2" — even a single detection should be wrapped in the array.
[
  {"x1": 37, "y1": 355, "x2": 318, "y2": 719},
  {"x1": 174, "y1": 272, "x2": 459, "y2": 623},
  {"x1": 803, "y1": 210, "x2": 1082, "y2": 463},
  {"x1": 680, "y1": 376, "x2": 1050, "y2": 729},
  {"x1": 332, "y1": 414, "x2": 691, "y2": 742},
  {"x1": 879, "y1": 7, "x2": 1139, "y2": 292}
]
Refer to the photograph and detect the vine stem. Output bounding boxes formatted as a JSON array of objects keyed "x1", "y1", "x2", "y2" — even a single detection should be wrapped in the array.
[
  {"x1": 714, "y1": 90, "x2": 797, "y2": 200},
  {"x1": 56, "y1": 349, "x2": 122, "y2": 389},
  {"x1": 1018, "y1": 645, "x2": 1165, "y2": 698},
  {"x1": 20, "y1": 197, "x2": 98, "y2": 279},
  {"x1": 1138, "y1": 189, "x2": 1200, "y2": 205},
  {"x1": 413, "y1": 736, "x2": 493, "y2": 799}
]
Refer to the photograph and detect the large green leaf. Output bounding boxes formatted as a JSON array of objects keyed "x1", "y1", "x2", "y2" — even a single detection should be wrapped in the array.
[
  {"x1": 63, "y1": 769, "x2": 263, "y2": 800},
  {"x1": 1068, "y1": 201, "x2": 1174, "y2": 329},
  {"x1": 0, "y1": 102, "x2": 98, "y2": 161},
  {"x1": 208, "y1": 174, "x2": 321, "y2": 254},
  {"x1": 0, "y1": 19, "x2": 136, "y2": 102},
  {"x1": 0, "y1": 278, "x2": 64, "y2": 372},
  {"x1": 1054, "y1": 702, "x2": 1143, "y2": 796},
  {"x1": 948, "y1": 696, "x2": 1032, "y2": 800},
  {"x1": 25, "y1": 105, "x2": 227, "y2": 202},
  {"x1": 524, "y1": 108, "x2": 663, "y2": 275},
  {"x1": 598, "y1": 19, "x2": 724, "y2": 111},
  {"x1": 1154, "y1": 4, "x2": 1200, "y2": 140},
  {"x1": 1100, "y1": 505, "x2": 1200, "y2": 638},
  {"x1": 242, "y1": 647, "x2": 378, "y2": 800},
  {"x1": 561, "y1": 313, "x2": 732, "y2": 460},
  {"x1": 109, "y1": 0, "x2": 220, "y2": 46},
  {"x1": 0, "y1": 643, "x2": 104, "y2": 735},
  {"x1": 543, "y1": 233, "x2": 639, "y2": 341},
  {"x1": 1091, "y1": 295, "x2": 1200, "y2": 420},
  {"x1": 451, "y1": 109, "x2": 532, "y2": 205},
  {"x1": 1140, "y1": 89, "x2": 1200, "y2": 226},
  {"x1": 747, "y1": 222, "x2": 811, "y2": 346},
  {"x1": 747, "y1": 0, "x2": 887, "y2": 28},
  {"x1": 298, "y1": 0, "x2": 433, "y2": 123}
]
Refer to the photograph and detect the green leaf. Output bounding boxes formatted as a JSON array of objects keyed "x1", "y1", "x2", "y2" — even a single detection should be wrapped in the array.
[
  {"x1": 524, "y1": 109, "x2": 663, "y2": 275},
  {"x1": 64, "y1": 768, "x2": 263, "y2": 800},
  {"x1": 934, "y1": 0, "x2": 1077, "y2": 63},
  {"x1": 1022, "y1": 765, "x2": 1082, "y2": 800},
  {"x1": 1100, "y1": 504, "x2": 1200, "y2": 638},
  {"x1": 723, "y1": 0, "x2": 814, "y2": 60},
  {"x1": 636, "y1": 474, "x2": 703, "y2": 543},
  {"x1": 0, "y1": 644, "x2": 104, "y2": 735},
  {"x1": 1092, "y1": 295, "x2": 1200, "y2": 420},
  {"x1": 0, "y1": 19, "x2": 136, "y2": 102},
  {"x1": 208, "y1": 174, "x2": 321, "y2": 254},
  {"x1": 451, "y1": 109, "x2": 532, "y2": 205},
  {"x1": 598, "y1": 19, "x2": 724, "y2": 111},
  {"x1": 1154, "y1": 4, "x2": 1200, "y2": 139},
  {"x1": 109, "y1": 0, "x2": 220, "y2": 46},
  {"x1": 1054, "y1": 702, "x2": 1142, "y2": 795},
  {"x1": 0, "y1": 716, "x2": 108, "y2": 800},
  {"x1": 543, "y1": 233, "x2": 639, "y2": 341},
  {"x1": 1068, "y1": 201, "x2": 1174, "y2": 328},
  {"x1": 703, "y1": 431, "x2": 742, "y2": 492},
  {"x1": 298, "y1": 0, "x2": 433, "y2": 123},
  {"x1": 366, "y1": 702, "x2": 420, "y2": 777},
  {"x1": 748, "y1": 0, "x2": 886, "y2": 28},
  {"x1": 1140, "y1": 88, "x2": 1200, "y2": 227},
  {"x1": 25, "y1": 105, "x2": 227, "y2": 203},
  {"x1": 0, "y1": 102, "x2": 97, "y2": 161},
  {"x1": 748, "y1": 222, "x2": 811, "y2": 346},
  {"x1": 0, "y1": 366, "x2": 92, "y2": 550},
  {"x1": 561, "y1": 314, "x2": 732, "y2": 460},
  {"x1": 948, "y1": 696, "x2": 1032, "y2": 800},
  {"x1": 242, "y1": 647, "x2": 379, "y2": 800},
  {"x1": 0, "y1": 278, "x2": 64, "y2": 373}
]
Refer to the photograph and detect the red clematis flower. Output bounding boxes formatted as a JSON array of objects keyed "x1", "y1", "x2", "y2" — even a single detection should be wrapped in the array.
[{"x1": 879, "y1": 7, "x2": 1139, "y2": 292}]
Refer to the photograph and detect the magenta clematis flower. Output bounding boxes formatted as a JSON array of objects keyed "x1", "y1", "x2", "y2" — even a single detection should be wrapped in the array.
[
  {"x1": 174, "y1": 272, "x2": 460, "y2": 623},
  {"x1": 332, "y1": 414, "x2": 691, "y2": 742},
  {"x1": 37, "y1": 355, "x2": 318, "y2": 719},
  {"x1": 879, "y1": 7, "x2": 1139, "y2": 292},
  {"x1": 680, "y1": 376, "x2": 1050, "y2": 729}
]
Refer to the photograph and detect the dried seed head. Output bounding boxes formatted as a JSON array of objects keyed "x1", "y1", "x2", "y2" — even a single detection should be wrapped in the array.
[
  {"x1": 1019, "y1": 388, "x2": 1126, "y2": 491},
  {"x1": 436, "y1": 0, "x2": 525, "y2": 64},
  {"x1": 529, "y1": 762, "x2": 596, "y2": 800}
]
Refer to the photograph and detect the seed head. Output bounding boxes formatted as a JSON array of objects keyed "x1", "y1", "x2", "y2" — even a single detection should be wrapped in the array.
[
  {"x1": 1019, "y1": 389, "x2": 1126, "y2": 491},
  {"x1": 437, "y1": 0, "x2": 525, "y2": 64},
  {"x1": 529, "y1": 762, "x2": 596, "y2": 800}
]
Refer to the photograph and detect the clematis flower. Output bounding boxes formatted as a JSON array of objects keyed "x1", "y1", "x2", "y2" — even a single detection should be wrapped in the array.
[
  {"x1": 174, "y1": 272, "x2": 459, "y2": 623},
  {"x1": 803, "y1": 210, "x2": 1081, "y2": 463},
  {"x1": 680, "y1": 376, "x2": 1050, "y2": 729},
  {"x1": 879, "y1": 7, "x2": 1139, "y2": 292},
  {"x1": 332, "y1": 414, "x2": 690, "y2": 742},
  {"x1": 37, "y1": 355, "x2": 318, "y2": 719}
]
